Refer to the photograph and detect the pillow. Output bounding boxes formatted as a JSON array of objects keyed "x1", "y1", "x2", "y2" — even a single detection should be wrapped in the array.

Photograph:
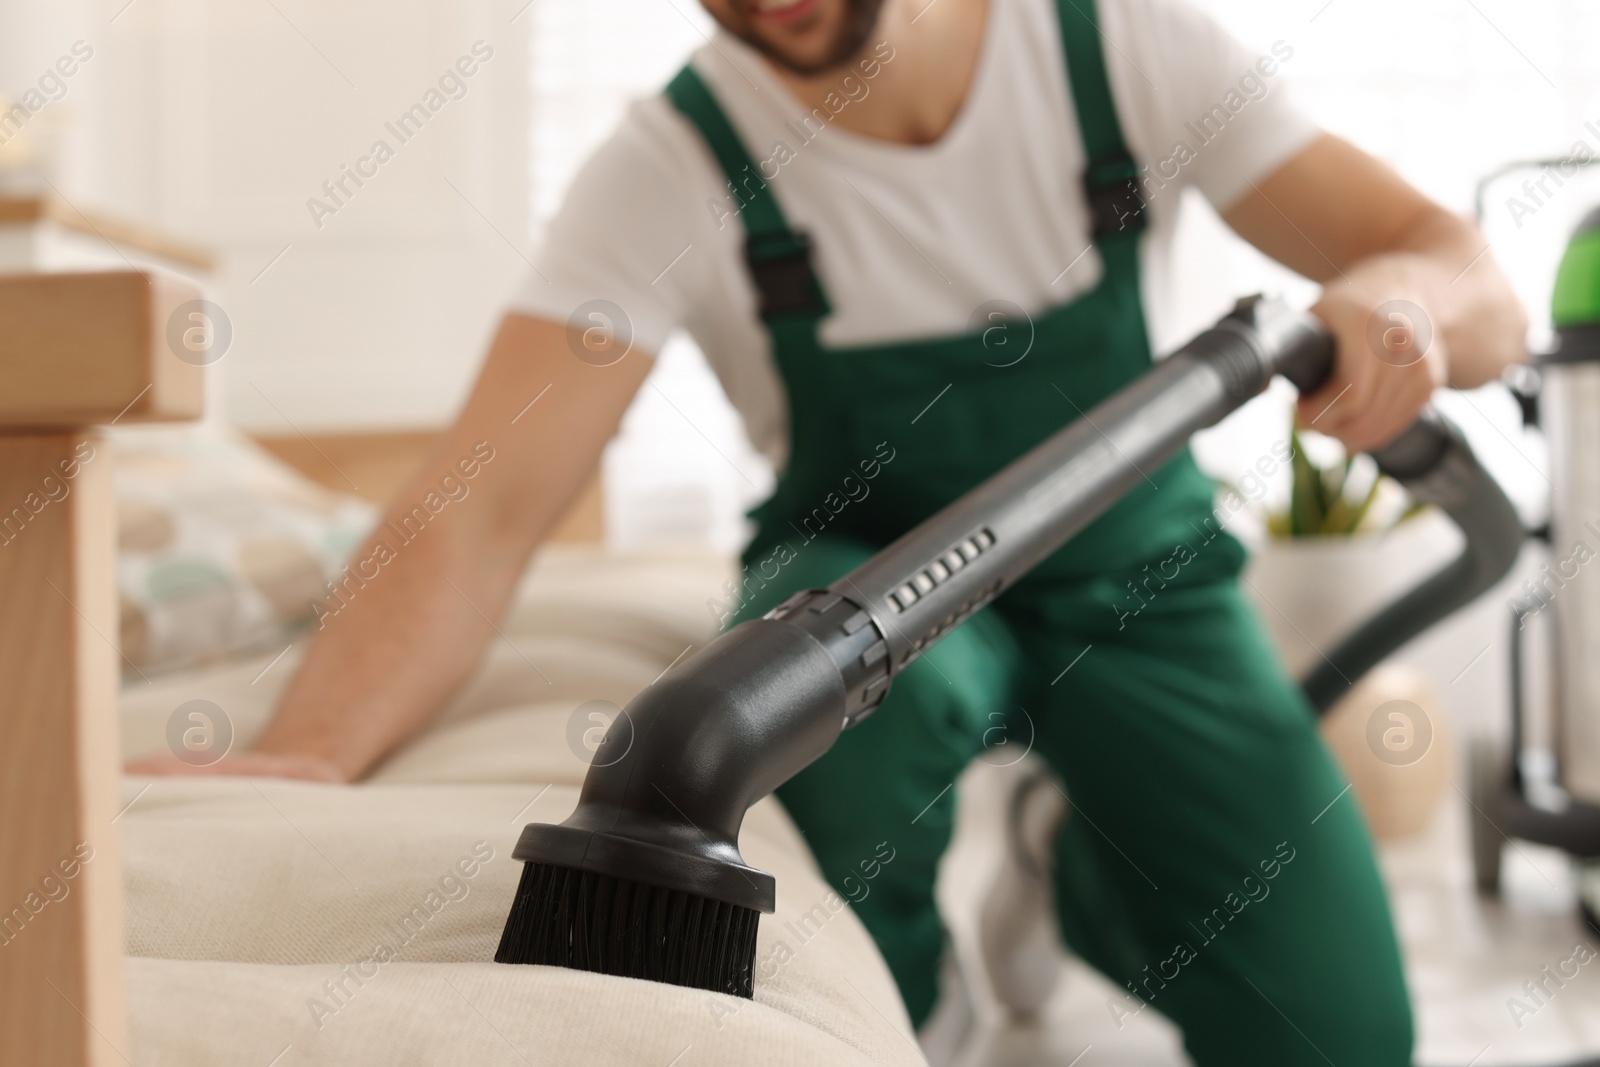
[{"x1": 110, "y1": 423, "x2": 375, "y2": 674}]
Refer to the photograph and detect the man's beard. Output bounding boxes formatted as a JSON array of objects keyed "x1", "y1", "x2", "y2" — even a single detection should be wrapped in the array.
[{"x1": 738, "y1": 0, "x2": 887, "y2": 76}]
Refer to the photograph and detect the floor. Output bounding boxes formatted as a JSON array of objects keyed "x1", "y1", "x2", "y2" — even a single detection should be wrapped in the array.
[{"x1": 936, "y1": 757, "x2": 1600, "y2": 1067}]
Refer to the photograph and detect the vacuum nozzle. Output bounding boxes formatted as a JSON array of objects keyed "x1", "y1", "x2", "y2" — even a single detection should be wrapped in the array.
[{"x1": 496, "y1": 592, "x2": 889, "y2": 995}]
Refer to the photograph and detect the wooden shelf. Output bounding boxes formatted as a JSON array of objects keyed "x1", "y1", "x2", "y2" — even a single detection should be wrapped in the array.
[
  {"x1": 0, "y1": 196, "x2": 215, "y2": 273},
  {"x1": 0, "y1": 271, "x2": 205, "y2": 428}
]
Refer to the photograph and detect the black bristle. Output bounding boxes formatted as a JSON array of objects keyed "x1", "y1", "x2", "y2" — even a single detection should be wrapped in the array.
[{"x1": 496, "y1": 861, "x2": 760, "y2": 998}]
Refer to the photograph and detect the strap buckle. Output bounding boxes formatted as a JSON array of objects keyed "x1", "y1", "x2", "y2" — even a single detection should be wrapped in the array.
[
  {"x1": 745, "y1": 230, "x2": 827, "y2": 319},
  {"x1": 1084, "y1": 160, "x2": 1147, "y2": 239}
]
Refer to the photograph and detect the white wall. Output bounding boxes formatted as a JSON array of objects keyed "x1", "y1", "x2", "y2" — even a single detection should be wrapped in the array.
[{"x1": 1, "y1": 0, "x2": 532, "y2": 433}]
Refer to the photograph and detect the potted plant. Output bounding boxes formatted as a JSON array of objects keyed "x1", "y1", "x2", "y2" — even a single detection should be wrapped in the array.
[{"x1": 1241, "y1": 421, "x2": 1456, "y2": 840}]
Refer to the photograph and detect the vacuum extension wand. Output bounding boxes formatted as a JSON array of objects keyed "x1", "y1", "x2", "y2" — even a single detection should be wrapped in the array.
[{"x1": 496, "y1": 295, "x2": 1522, "y2": 1001}]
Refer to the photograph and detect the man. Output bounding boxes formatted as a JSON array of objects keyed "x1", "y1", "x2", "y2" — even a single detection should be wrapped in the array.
[{"x1": 135, "y1": 0, "x2": 1528, "y2": 1061}]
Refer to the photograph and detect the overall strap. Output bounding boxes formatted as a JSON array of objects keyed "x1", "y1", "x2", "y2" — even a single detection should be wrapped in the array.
[
  {"x1": 665, "y1": 66, "x2": 831, "y2": 324},
  {"x1": 1055, "y1": 0, "x2": 1147, "y2": 239}
]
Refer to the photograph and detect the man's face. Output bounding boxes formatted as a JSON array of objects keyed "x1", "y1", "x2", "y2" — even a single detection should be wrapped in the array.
[{"x1": 700, "y1": 0, "x2": 887, "y2": 76}]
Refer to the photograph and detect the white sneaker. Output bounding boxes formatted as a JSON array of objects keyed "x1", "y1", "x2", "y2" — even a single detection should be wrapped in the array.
[
  {"x1": 918, "y1": 939, "x2": 977, "y2": 1067},
  {"x1": 977, "y1": 767, "x2": 1069, "y2": 1019}
]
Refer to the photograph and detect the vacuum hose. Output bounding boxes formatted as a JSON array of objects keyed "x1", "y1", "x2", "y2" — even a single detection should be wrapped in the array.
[
  {"x1": 497, "y1": 294, "x2": 1522, "y2": 1004},
  {"x1": 1300, "y1": 407, "x2": 1523, "y2": 712}
]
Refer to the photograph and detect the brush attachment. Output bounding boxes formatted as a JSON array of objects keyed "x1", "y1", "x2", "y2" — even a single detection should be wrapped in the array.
[
  {"x1": 497, "y1": 610, "x2": 871, "y2": 997},
  {"x1": 495, "y1": 861, "x2": 761, "y2": 996}
]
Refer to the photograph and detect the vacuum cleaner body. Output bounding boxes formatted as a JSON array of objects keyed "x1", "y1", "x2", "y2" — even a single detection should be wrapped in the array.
[
  {"x1": 1542, "y1": 206, "x2": 1600, "y2": 806},
  {"x1": 1469, "y1": 205, "x2": 1600, "y2": 937},
  {"x1": 498, "y1": 294, "x2": 1524, "y2": 998}
]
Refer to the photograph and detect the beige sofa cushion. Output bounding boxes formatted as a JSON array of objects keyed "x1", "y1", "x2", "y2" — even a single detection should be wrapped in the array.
[{"x1": 120, "y1": 547, "x2": 924, "y2": 1066}]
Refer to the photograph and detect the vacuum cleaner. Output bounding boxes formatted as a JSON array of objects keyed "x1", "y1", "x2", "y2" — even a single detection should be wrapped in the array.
[
  {"x1": 1469, "y1": 192, "x2": 1600, "y2": 931},
  {"x1": 495, "y1": 294, "x2": 1527, "y2": 1000}
]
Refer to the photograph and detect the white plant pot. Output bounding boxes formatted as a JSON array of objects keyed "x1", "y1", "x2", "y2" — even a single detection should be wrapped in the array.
[{"x1": 1241, "y1": 507, "x2": 1462, "y2": 679}]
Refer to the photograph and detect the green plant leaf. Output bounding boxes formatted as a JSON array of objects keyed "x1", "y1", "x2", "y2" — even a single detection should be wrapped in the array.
[
  {"x1": 1289, "y1": 426, "x2": 1324, "y2": 536},
  {"x1": 1344, "y1": 468, "x2": 1385, "y2": 534},
  {"x1": 1269, "y1": 414, "x2": 1416, "y2": 539}
]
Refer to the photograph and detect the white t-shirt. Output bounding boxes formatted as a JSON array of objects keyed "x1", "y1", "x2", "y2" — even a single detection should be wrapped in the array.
[{"x1": 512, "y1": 0, "x2": 1318, "y2": 469}]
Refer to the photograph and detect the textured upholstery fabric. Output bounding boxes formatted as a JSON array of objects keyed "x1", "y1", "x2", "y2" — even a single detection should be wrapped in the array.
[
  {"x1": 110, "y1": 424, "x2": 375, "y2": 672},
  {"x1": 120, "y1": 546, "x2": 924, "y2": 1067}
]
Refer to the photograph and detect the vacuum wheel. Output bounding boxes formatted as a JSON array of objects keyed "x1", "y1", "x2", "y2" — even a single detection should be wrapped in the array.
[{"x1": 1468, "y1": 734, "x2": 1510, "y2": 897}]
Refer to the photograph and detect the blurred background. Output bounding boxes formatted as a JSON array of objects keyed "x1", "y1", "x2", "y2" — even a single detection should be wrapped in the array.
[
  {"x1": 4, "y1": 0, "x2": 1598, "y2": 547},
  {"x1": 7, "y1": 2, "x2": 1600, "y2": 1060},
  {"x1": 8, "y1": 0, "x2": 1598, "y2": 722}
]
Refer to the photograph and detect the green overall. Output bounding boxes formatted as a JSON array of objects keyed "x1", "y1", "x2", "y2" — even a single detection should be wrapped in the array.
[{"x1": 666, "y1": 3, "x2": 1412, "y2": 1062}]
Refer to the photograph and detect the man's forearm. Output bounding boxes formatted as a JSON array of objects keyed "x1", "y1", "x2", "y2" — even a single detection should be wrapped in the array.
[
  {"x1": 247, "y1": 313, "x2": 655, "y2": 782},
  {"x1": 1225, "y1": 134, "x2": 1530, "y2": 397},
  {"x1": 1372, "y1": 207, "x2": 1529, "y2": 389},
  {"x1": 250, "y1": 479, "x2": 533, "y2": 781}
]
